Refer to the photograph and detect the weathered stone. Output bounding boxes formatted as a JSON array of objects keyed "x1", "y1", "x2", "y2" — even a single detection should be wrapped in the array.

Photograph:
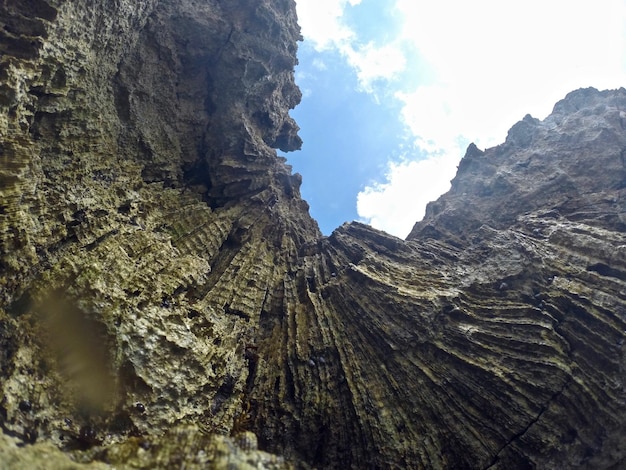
[{"x1": 1, "y1": 1, "x2": 625, "y2": 469}]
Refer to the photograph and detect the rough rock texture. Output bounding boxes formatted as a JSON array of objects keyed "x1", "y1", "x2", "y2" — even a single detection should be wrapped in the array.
[{"x1": 1, "y1": 1, "x2": 625, "y2": 469}]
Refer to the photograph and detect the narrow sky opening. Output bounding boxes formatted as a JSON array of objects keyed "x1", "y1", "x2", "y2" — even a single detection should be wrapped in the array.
[{"x1": 287, "y1": 0, "x2": 626, "y2": 238}]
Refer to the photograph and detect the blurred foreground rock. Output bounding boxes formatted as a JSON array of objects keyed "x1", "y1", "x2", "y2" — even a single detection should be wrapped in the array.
[{"x1": 1, "y1": 0, "x2": 624, "y2": 468}]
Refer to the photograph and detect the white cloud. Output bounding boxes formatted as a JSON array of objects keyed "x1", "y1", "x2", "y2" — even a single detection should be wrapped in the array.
[
  {"x1": 295, "y1": 0, "x2": 358, "y2": 51},
  {"x1": 394, "y1": 0, "x2": 626, "y2": 144},
  {"x1": 357, "y1": 154, "x2": 459, "y2": 238},
  {"x1": 346, "y1": 42, "x2": 407, "y2": 92}
]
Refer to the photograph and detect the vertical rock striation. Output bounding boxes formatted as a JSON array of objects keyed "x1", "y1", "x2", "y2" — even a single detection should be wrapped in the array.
[{"x1": 1, "y1": 1, "x2": 625, "y2": 469}]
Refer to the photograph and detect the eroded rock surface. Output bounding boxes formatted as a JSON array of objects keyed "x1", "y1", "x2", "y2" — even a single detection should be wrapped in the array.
[{"x1": 1, "y1": 1, "x2": 624, "y2": 469}]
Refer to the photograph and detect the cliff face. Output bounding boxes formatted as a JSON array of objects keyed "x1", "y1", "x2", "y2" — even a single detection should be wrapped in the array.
[{"x1": 1, "y1": 1, "x2": 625, "y2": 469}]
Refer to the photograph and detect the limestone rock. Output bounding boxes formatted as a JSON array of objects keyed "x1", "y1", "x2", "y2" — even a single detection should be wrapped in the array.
[{"x1": 1, "y1": 1, "x2": 625, "y2": 469}]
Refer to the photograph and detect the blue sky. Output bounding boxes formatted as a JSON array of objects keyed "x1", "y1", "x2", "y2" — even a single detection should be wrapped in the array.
[{"x1": 287, "y1": 0, "x2": 626, "y2": 237}]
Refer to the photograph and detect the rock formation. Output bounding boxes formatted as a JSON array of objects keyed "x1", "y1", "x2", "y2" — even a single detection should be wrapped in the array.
[{"x1": 0, "y1": 0, "x2": 624, "y2": 468}]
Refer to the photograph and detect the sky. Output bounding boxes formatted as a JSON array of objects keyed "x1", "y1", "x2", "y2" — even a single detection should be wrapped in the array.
[{"x1": 286, "y1": 0, "x2": 626, "y2": 238}]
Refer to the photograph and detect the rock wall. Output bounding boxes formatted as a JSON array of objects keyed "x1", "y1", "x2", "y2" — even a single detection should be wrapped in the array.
[{"x1": 1, "y1": 1, "x2": 625, "y2": 469}]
